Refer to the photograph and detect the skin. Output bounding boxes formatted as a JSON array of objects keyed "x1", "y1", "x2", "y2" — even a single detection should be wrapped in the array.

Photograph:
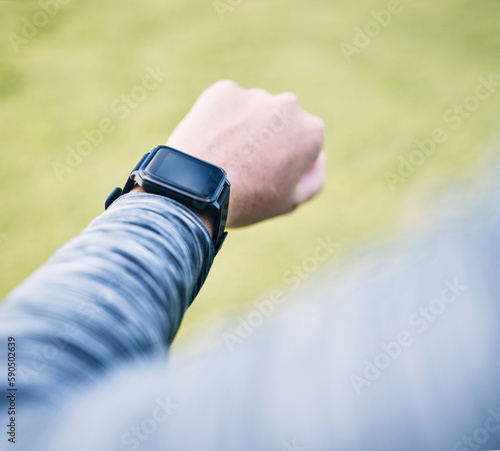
[{"x1": 132, "y1": 80, "x2": 326, "y2": 236}]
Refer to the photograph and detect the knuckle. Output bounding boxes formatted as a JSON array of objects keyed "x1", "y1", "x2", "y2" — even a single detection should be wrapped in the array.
[
  {"x1": 310, "y1": 115, "x2": 325, "y2": 132},
  {"x1": 312, "y1": 134, "x2": 325, "y2": 152},
  {"x1": 277, "y1": 92, "x2": 299, "y2": 105},
  {"x1": 308, "y1": 117, "x2": 325, "y2": 149},
  {"x1": 211, "y1": 79, "x2": 240, "y2": 93},
  {"x1": 248, "y1": 87, "x2": 271, "y2": 98}
]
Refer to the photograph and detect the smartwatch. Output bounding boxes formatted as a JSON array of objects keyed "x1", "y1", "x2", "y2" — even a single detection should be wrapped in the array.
[{"x1": 105, "y1": 145, "x2": 230, "y2": 254}]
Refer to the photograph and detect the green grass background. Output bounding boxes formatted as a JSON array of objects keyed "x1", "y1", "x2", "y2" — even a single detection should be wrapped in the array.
[{"x1": 1, "y1": 0, "x2": 499, "y2": 344}]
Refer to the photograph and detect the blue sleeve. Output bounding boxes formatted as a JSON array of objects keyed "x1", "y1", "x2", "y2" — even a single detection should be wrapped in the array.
[
  {"x1": 0, "y1": 193, "x2": 214, "y2": 407},
  {"x1": 28, "y1": 197, "x2": 500, "y2": 451}
]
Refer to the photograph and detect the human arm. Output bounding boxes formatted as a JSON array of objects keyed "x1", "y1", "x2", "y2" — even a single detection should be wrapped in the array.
[{"x1": 0, "y1": 80, "x2": 325, "y2": 408}]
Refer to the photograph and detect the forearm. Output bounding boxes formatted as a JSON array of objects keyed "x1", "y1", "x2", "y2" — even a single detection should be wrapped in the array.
[{"x1": 0, "y1": 193, "x2": 214, "y2": 405}]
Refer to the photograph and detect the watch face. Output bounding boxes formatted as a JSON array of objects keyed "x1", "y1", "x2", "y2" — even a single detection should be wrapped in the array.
[{"x1": 144, "y1": 147, "x2": 225, "y2": 201}]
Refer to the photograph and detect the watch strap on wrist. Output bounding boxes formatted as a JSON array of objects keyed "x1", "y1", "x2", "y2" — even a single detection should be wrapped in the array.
[
  {"x1": 105, "y1": 149, "x2": 229, "y2": 255},
  {"x1": 105, "y1": 152, "x2": 150, "y2": 210},
  {"x1": 212, "y1": 181, "x2": 230, "y2": 254}
]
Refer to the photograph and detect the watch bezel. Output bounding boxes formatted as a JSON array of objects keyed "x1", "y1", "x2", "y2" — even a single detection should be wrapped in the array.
[
  {"x1": 104, "y1": 145, "x2": 230, "y2": 256},
  {"x1": 134, "y1": 146, "x2": 227, "y2": 209}
]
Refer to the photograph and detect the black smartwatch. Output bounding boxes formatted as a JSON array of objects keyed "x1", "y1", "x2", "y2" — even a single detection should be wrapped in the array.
[{"x1": 105, "y1": 145, "x2": 230, "y2": 254}]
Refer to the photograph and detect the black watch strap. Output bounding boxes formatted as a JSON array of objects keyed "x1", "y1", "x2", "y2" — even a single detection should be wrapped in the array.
[
  {"x1": 105, "y1": 152, "x2": 151, "y2": 210},
  {"x1": 212, "y1": 181, "x2": 230, "y2": 254},
  {"x1": 105, "y1": 151, "x2": 229, "y2": 255}
]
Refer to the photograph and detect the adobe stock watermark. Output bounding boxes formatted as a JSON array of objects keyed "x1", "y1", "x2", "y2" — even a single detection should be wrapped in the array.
[
  {"x1": 76, "y1": 274, "x2": 127, "y2": 323},
  {"x1": 350, "y1": 278, "x2": 467, "y2": 396},
  {"x1": 213, "y1": 0, "x2": 243, "y2": 21},
  {"x1": 120, "y1": 397, "x2": 178, "y2": 451},
  {"x1": 222, "y1": 236, "x2": 339, "y2": 353},
  {"x1": 51, "y1": 65, "x2": 168, "y2": 182},
  {"x1": 452, "y1": 406, "x2": 500, "y2": 451},
  {"x1": 244, "y1": 104, "x2": 296, "y2": 153},
  {"x1": 282, "y1": 439, "x2": 307, "y2": 451},
  {"x1": 384, "y1": 74, "x2": 500, "y2": 192},
  {"x1": 340, "y1": 0, "x2": 413, "y2": 63},
  {"x1": 7, "y1": 0, "x2": 71, "y2": 54},
  {"x1": 17, "y1": 321, "x2": 82, "y2": 384},
  {"x1": 18, "y1": 273, "x2": 127, "y2": 384}
]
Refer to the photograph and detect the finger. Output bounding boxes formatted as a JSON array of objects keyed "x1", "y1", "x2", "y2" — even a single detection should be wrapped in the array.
[
  {"x1": 293, "y1": 151, "x2": 328, "y2": 206},
  {"x1": 303, "y1": 113, "x2": 325, "y2": 159}
]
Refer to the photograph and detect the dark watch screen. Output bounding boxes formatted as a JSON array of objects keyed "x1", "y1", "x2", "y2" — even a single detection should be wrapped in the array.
[{"x1": 147, "y1": 147, "x2": 224, "y2": 198}]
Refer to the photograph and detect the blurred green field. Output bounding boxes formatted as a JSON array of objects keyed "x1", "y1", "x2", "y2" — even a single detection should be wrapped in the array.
[{"x1": 1, "y1": 0, "x2": 499, "y2": 344}]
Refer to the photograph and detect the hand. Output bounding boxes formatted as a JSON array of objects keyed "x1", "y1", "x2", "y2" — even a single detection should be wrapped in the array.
[{"x1": 165, "y1": 80, "x2": 327, "y2": 228}]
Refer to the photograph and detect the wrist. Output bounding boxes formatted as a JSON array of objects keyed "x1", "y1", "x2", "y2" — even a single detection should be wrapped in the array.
[{"x1": 130, "y1": 186, "x2": 214, "y2": 238}]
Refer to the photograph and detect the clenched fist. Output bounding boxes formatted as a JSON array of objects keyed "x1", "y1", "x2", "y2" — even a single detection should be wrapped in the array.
[{"x1": 164, "y1": 80, "x2": 327, "y2": 228}]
